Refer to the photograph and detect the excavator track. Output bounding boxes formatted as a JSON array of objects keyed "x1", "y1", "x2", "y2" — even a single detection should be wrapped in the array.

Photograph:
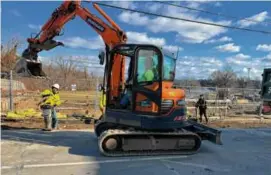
[{"x1": 98, "y1": 129, "x2": 201, "y2": 157}]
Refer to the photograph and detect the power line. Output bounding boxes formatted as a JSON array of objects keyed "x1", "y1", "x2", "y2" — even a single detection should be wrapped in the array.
[
  {"x1": 156, "y1": 1, "x2": 271, "y2": 25},
  {"x1": 95, "y1": 2, "x2": 271, "y2": 35}
]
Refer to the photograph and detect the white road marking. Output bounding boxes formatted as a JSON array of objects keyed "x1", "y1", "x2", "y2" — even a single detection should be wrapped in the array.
[
  {"x1": 162, "y1": 160, "x2": 231, "y2": 172},
  {"x1": 1, "y1": 156, "x2": 187, "y2": 170},
  {"x1": 1, "y1": 135, "x2": 50, "y2": 144},
  {"x1": 160, "y1": 161, "x2": 180, "y2": 175}
]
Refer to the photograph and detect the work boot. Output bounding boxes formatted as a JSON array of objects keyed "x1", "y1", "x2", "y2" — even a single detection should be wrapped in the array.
[{"x1": 42, "y1": 128, "x2": 52, "y2": 131}]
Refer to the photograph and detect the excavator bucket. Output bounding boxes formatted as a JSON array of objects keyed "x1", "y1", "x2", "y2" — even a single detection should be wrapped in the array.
[
  {"x1": 14, "y1": 40, "x2": 64, "y2": 78},
  {"x1": 15, "y1": 57, "x2": 46, "y2": 77}
]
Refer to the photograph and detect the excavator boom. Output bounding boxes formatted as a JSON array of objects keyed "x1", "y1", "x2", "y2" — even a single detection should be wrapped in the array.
[{"x1": 15, "y1": 0, "x2": 126, "y2": 84}]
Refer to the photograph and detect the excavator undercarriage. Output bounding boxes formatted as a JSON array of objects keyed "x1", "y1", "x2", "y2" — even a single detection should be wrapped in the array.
[{"x1": 94, "y1": 119, "x2": 221, "y2": 157}]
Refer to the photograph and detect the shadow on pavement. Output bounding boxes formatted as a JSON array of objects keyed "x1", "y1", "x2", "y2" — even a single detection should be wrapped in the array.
[
  {"x1": 1, "y1": 125, "x2": 41, "y2": 130},
  {"x1": 1, "y1": 128, "x2": 224, "y2": 175},
  {"x1": 1, "y1": 128, "x2": 101, "y2": 158}
]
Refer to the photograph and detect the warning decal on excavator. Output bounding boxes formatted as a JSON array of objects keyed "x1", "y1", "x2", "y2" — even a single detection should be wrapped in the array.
[
  {"x1": 86, "y1": 17, "x2": 105, "y2": 32},
  {"x1": 174, "y1": 116, "x2": 186, "y2": 121}
]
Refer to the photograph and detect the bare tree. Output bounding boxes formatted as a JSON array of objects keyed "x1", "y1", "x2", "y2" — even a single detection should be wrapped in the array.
[
  {"x1": 236, "y1": 77, "x2": 248, "y2": 88},
  {"x1": 210, "y1": 66, "x2": 237, "y2": 99},
  {"x1": 1, "y1": 37, "x2": 22, "y2": 72},
  {"x1": 210, "y1": 68, "x2": 237, "y2": 88},
  {"x1": 54, "y1": 56, "x2": 78, "y2": 88}
]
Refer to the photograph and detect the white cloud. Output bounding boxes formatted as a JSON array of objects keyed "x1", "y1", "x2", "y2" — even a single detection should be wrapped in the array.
[
  {"x1": 204, "y1": 36, "x2": 232, "y2": 44},
  {"x1": 146, "y1": 3, "x2": 162, "y2": 12},
  {"x1": 61, "y1": 36, "x2": 104, "y2": 50},
  {"x1": 10, "y1": 9, "x2": 21, "y2": 17},
  {"x1": 119, "y1": 12, "x2": 149, "y2": 26},
  {"x1": 237, "y1": 11, "x2": 269, "y2": 27},
  {"x1": 118, "y1": 7, "x2": 232, "y2": 44},
  {"x1": 215, "y1": 43, "x2": 240, "y2": 53},
  {"x1": 186, "y1": 2, "x2": 202, "y2": 8},
  {"x1": 111, "y1": 1, "x2": 136, "y2": 9},
  {"x1": 261, "y1": 53, "x2": 271, "y2": 61},
  {"x1": 226, "y1": 53, "x2": 251, "y2": 67},
  {"x1": 61, "y1": 32, "x2": 182, "y2": 53},
  {"x1": 201, "y1": 57, "x2": 223, "y2": 67},
  {"x1": 174, "y1": 56, "x2": 222, "y2": 79},
  {"x1": 126, "y1": 31, "x2": 182, "y2": 53},
  {"x1": 163, "y1": 45, "x2": 183, "y2": 53},
  {"x1": 232, "y1": 53, "x2": 251, "y2": 59},
  {"x1": 256, "y1": 44, "x2": 271, "y2": 52},
  {"x1": 28, "y1": 24, "x2": 42, "y2": 30},
  {"x1": 126, "y1": 31, "x2": 165, "y2": 46},
  {"x1": 225, "y1": 53, "x2": 271, "y2": 79}
]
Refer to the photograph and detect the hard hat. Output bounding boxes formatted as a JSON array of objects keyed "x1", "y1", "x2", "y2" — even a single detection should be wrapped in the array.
[{"x1": 52, "y1": 83, "x2": 60, "y2": 89}]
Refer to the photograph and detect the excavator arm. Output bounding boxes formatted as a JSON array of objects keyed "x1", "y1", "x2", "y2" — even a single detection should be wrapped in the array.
[{"x1": 15, "y1": 0, "x2": 127, "y2": 97}]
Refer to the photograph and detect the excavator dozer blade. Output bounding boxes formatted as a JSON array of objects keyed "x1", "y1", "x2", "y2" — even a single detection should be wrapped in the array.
[
  {"x1": 185, "y1": 119, "x2": 222, "y2": 145},
  {"x1": 15, "y1": 58, "x2": 47, "y2": 78}
]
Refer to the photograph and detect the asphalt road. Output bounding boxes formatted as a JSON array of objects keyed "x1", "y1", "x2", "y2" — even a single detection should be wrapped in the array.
[{"x1": 1, "y1": 128, "x2": 271, "y2": 175}]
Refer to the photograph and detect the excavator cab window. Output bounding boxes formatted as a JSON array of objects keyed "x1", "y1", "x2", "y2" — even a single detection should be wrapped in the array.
[
  {"x1": 163, "y1": 54, "x2": 176, "y2": 81},
  {"x1": 136, "y1": 50, "x2": 160, "y2": 85},
  {"x1": 106, "y1": 44, "x2": 163, "y2": 115}
]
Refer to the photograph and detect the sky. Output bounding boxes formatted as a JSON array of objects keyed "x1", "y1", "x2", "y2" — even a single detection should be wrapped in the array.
[{"x1": 1, "y1": 0, "x2": 271, "y2": 80}]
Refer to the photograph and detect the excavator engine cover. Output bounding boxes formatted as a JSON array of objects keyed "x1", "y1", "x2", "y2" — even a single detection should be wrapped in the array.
[{"x1": 15, "y1": 58, "x2": 46, "y2": 77}]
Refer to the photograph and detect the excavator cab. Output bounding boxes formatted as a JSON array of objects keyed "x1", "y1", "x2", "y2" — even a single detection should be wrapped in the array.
[{"x1": 106, "y1": 44, "x2": 163, "y2": 113}]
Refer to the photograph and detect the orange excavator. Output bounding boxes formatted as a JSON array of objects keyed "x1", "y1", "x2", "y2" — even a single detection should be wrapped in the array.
[{"x1": 15, "y1": 0, "x2": 222, "y2": 156}]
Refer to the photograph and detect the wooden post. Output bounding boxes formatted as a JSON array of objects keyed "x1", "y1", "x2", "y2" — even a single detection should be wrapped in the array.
[{"x1": 9, "y1": 70, "x2": 13, "y2": 111}]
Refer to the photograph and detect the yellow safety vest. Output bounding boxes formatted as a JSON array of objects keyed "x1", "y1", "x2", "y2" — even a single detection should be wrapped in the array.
[
  {"x1": 52, "y1": 93, "x2": 61, "y2": 106},
  {"x1": 40, "y1": 89, "x2": 61, "y2": 107},
  {"x1": 139, "y1": 70, "x2": 154, "y2": 82},
  {"x1": 40, "y1": 89, "x2": 54, "y2": 107},
  {"x1": 99, "y1": 93, "x2": 106, "y2": 110}
]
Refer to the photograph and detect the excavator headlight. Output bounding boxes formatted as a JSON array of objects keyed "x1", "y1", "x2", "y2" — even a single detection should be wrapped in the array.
[{"x1": 177, "y1": 100, "x2": 186, "y2": 106}]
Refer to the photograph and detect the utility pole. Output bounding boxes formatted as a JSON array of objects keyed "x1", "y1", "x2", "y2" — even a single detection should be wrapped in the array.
[{"x1": 247, "y1": 67, "x2": 251, "y2": 80}]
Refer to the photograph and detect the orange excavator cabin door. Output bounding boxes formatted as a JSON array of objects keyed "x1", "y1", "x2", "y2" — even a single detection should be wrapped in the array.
[{"x1": 131, "y1": 45, "x2": 163, "y2": 115}]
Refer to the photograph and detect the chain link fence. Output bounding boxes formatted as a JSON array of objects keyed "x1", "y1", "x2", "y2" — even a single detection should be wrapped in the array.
[
  {"x1": 177, "y1": 85, "x2": 262, "y2": 118},
  {"x1": 1, "y1": 71, "x2": 103, "y2": 118},
  {"x1": 1, "y1": 71, "x2": 263, "y2": 118}
]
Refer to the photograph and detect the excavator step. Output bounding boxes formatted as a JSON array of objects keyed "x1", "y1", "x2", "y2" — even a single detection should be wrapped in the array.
[{"x1": 98, "y1": 129, "x2": 201, "y2": 157}]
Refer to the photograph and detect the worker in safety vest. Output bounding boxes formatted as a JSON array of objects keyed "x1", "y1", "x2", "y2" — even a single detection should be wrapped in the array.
[
  {"x1": 38, "y1": 89, "x2": 54, "y2": 131},
  {"x1": 51, "y1": 84, "x2": 61, "y2": 130},
  {"x1": 138, "y1": 57, "x2": 155, "y2": 82}
]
